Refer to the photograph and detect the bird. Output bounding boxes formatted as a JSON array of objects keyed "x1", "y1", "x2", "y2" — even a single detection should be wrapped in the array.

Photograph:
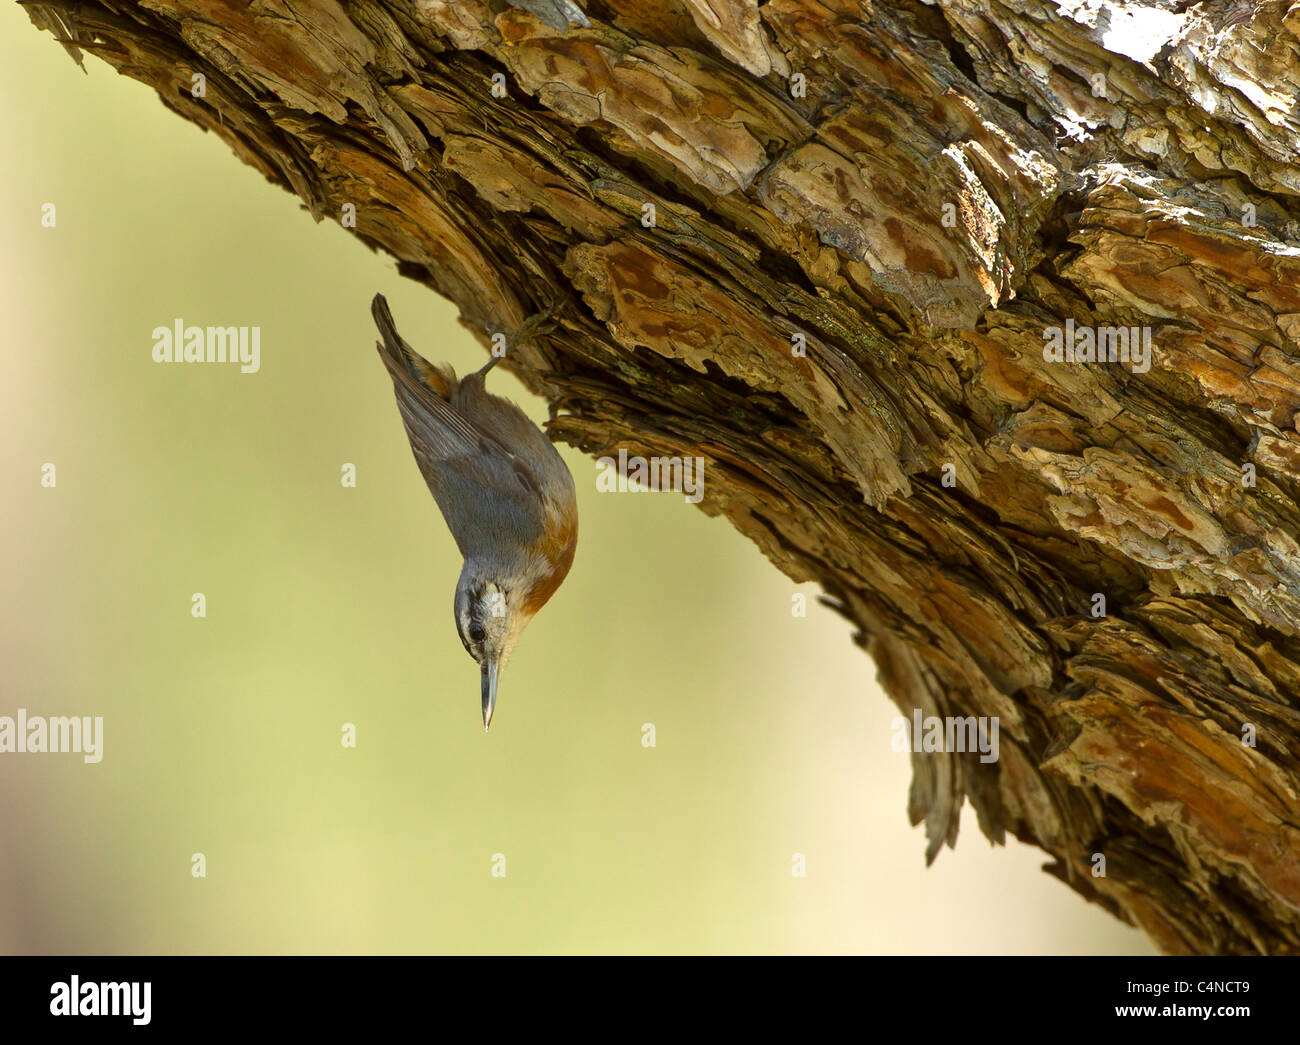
[{"x1": 371, "y1": 293, "x2": 577, "y2": 732}]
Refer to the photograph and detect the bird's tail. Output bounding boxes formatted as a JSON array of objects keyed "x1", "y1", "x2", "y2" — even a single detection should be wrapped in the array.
[{"x1": 371, "y1": 293, "x2": 455, "y2": 399}]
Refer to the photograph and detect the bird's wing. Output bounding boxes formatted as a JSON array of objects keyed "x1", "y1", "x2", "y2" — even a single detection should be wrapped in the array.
[
  {"x1": 455, "y1": 371, "x2": 577, "y2": 510},
  {"x1": 372, "y1": 295, "x2": 550, "y2": 553}
]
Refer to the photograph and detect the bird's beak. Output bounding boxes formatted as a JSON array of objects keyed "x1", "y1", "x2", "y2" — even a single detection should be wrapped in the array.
[{"x1": 481, "y1": 658, "x2": 500, "y2": 732}]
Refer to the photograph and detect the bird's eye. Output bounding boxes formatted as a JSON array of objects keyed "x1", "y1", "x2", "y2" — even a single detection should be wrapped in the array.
[{"x1": 468, "y1": 623, "x2": 486, "y2": 643}]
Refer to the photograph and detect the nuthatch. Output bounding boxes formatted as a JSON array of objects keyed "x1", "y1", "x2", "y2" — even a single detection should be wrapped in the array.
[{"x1": 371, "y1": 293, "x2": 577, "y2": 732}]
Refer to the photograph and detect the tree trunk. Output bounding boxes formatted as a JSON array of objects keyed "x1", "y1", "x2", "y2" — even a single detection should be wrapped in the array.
[{"x1": 24, "y1": 0, "x2": 1300, "y2": 954}]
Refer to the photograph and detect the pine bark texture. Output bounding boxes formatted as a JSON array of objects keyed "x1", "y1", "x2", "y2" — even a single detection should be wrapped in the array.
[{"x1": 24, "y1": 0, "x2": 1300, "y2": 954}]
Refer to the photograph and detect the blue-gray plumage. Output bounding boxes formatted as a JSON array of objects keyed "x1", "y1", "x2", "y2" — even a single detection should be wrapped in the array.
[{"x1": 372, "y1": 293, "x2": 577, "y2": 731}]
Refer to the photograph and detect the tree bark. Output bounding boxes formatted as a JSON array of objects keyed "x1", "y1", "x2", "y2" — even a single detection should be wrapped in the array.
[{"x1": 24, "y1": 0, "x2": 1300, "y2": 954}]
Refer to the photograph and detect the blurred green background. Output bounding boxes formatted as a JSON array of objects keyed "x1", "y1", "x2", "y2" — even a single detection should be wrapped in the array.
[{"x1": 0, "y1": 8, "x2": 1152, "y2": 955}]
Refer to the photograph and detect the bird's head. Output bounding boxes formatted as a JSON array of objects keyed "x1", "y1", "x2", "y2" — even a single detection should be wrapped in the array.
[{"x1": 454, "y1": 563, "x2": 537, "y2": 732}]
